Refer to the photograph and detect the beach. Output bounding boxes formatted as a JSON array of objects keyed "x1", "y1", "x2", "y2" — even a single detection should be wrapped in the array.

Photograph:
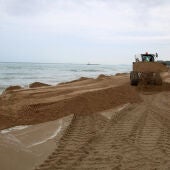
[
  {"x1": 0, "y1": 72, "x2": 170, "y2": 170},
  {"x1": 1, "y1": 0, "x2": 170, "y2": 169},
  {"x1": 0, "y1": 62, "x2": 131, "y2": 93}
]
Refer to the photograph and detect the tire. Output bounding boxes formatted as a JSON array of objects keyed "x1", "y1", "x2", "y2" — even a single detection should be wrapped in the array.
[{"x1": 130, "y1": 71, "x2": 139, "y2": 86}]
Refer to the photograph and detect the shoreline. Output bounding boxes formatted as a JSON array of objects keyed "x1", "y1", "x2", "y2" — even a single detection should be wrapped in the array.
[
  {"x1": 0, "y1": 62, "x2": 131, "y2": 95},
  {"x1": 0, "y1": 72, "x2": 130, "y2": 95}
]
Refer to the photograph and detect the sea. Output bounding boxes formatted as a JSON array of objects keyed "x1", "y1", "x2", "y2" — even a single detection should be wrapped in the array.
[{"x1": 0, "y1": 62, "x2": 131, "y2": 94}]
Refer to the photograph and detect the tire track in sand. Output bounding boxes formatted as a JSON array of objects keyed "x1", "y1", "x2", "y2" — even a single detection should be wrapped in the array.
[
  {"x1": 35, "y1": 113, "x2": 108, "y2": 170},
  {"x1": 36, "y1": 92, "x2": 170, "y2": 170}
]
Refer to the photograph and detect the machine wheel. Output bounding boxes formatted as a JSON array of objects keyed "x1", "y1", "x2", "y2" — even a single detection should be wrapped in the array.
[{"x1": 130, "y1": 71, "x2": 139, "y2": 86}]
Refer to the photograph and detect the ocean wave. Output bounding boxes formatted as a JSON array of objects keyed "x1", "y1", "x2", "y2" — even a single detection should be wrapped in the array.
[
  {"x1": 82, "y1": 69, "x2": 103, "y2": 72},
  {"x1": 70, "y1": 69, "x2": 103, "y2": 72},
  {"x1": 70, "y1": 69, "x2": 79, "y2": 72},
  {"x1": 0, "y1": 63, "x2": 131, "y2": 94},
  {"x1": 0, "y1": 86, "x2": 6, "y2": 94}
]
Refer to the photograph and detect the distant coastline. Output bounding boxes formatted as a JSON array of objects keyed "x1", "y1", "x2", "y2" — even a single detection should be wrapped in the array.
[
  {"x1": 158, "y1": 60, "x2": 170, "y2": 66},
  {"x1": 165, "y1": 61, "x2": 170, "y2": 66},
  {"x1": 87, "y1": 62, "x2": 100, "y2": 65}
]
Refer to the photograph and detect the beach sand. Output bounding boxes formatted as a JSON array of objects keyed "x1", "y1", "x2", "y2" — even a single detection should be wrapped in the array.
[
  {"x1": 0, "y1": 115, "x2": 73, "y2": 170},
  {"x1": 0, "y1": 72, "x2": 170, "y2": 170}
]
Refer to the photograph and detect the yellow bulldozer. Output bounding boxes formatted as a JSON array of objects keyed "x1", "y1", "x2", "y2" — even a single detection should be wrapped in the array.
[{"x1": 130, "y1": 52, "x2": 168, "y2": 86}]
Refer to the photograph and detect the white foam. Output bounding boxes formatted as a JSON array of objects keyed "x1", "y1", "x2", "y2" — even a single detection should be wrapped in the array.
[
  {"x1": 117, "y1": 103, "x2": 129, "y2": 112},
  {"x1": 100, "y1": 103, "x2": 130, "y2": 119},
  {"x1": 0, "y1": 125, "x2": 30, "y2": 134},
  {"x1": 27, "y1": 120, "x2": 62, "y2": 148}
]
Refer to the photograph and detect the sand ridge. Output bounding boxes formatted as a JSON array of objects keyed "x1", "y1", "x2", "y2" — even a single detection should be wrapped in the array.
[{"x1": 0, "y1": 74, "x2": 140, "y2": 130}]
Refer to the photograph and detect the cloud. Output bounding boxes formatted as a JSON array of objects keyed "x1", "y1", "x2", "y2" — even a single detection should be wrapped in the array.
[
  {"x1": 0, "y1": 0, "x2": 170, "y2": 63},
  {"x1": 1, "y1": 1, "x2": 169, "y2": 40},
  {"x1": 0, "y1": 0, "x2": 43, "y2": 16}
]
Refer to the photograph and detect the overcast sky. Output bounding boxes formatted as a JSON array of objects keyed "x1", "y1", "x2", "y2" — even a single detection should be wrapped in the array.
[{"x1": 0, "y1": 0, "x2": 170, "y2": 64}]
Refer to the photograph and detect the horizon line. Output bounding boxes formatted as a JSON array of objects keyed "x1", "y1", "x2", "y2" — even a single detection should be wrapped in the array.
[{"x1": 0, "y1": 61, "x2": 131, "y2": 66}]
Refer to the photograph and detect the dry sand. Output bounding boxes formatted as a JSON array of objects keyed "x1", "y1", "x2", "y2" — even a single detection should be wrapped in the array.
[
  {"x1": 0, "y1": 72, "x2": 170, "y2": 170},
  {"x1": 0, "y1": 74, "x2": 139, "y2": 130}
]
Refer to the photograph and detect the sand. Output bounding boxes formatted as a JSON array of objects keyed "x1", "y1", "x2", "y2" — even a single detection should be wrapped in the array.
[
  {"x1": 0, "y1": 115, "x2": 73, "y2": 170},
  {"x1": 29, "y1": 82, "x2": 51, "y2": 88},
  {"x1": 0, "y1": 74, "x2": 140, "y2": 130},
  {"x1": 0, "y1": 72, "x2": 170, "y2": 170},
  {"x1": 4, "y1": 85, "x2": 22, "y2": 92}
]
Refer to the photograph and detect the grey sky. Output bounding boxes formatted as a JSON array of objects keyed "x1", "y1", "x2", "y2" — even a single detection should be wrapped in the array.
[{"x1": 0, "y1": 0, "x2": 170, "y2": 64}]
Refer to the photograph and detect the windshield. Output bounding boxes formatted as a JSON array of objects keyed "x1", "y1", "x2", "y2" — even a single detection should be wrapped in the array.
[{"x1": 142, "y1": 55, "x2": 154, "y2": 62}]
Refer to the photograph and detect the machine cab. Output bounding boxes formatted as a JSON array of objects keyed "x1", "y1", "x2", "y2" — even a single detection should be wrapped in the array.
[
  {"x1": 135, "y1": 52, "x2": 158, "y2": 62},
  {"x1": 141, "y1": 54, "x2": 155, "y2": 62}
]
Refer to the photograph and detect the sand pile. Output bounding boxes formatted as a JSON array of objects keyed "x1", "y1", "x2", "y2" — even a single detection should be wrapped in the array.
[
  {"x1": 97, "y1": 74, "x2": 111, "y2": 80},
  {"x1": 17, "y1": 83, "x2": 141, "y2": 125},
  {"x1": 0, "y1": 74, "x2": 140, "y2": 130},
  {"x1": 1, "y1": 72, "x2": 170, "y2": 130},
  {"x1": 3, "y1": 85, "x2": 22, "y2": 93},
  {"x1": 0, "y1": 115, "x2": 13, "y2": 130},
  {"x1": 29, "y1": 82, "x2": 50, "y2": 88}
]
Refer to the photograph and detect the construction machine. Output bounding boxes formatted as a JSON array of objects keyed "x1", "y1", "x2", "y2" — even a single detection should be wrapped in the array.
[{"x1": 130, "y1": 52, "x2": 168, "y2": 86}]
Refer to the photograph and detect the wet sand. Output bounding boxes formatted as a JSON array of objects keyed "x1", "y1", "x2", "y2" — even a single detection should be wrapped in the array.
[
  {"x1": 0, "y1": 72, "x2": 170, "y2": 170},
  {"x1": 0, "y1": 115, "x2": 73, "y2": 170}
]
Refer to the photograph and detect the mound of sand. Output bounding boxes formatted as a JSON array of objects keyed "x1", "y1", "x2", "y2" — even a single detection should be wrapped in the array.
[
  {"x1": 4, "y1": 85, "x2": 22, "y2": 92},
  {"x1": 0, "y1": 74, "x2": 138, "y2": 130},
  {"x1": 29, "y1": 82, "x2": 50, "y2": 88},
  {"x1": 17, "y1": 83, "x2": 141, "y2": 126},
  {"x1": 97, "y1": 74, "x2": 111, "y2": 80},
  {"x1": 0, "y1": 115, "x2": 13, "y2": 130},
  {"x1": 1, "y1": 73, "x2": 170, "y2": 130}
]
